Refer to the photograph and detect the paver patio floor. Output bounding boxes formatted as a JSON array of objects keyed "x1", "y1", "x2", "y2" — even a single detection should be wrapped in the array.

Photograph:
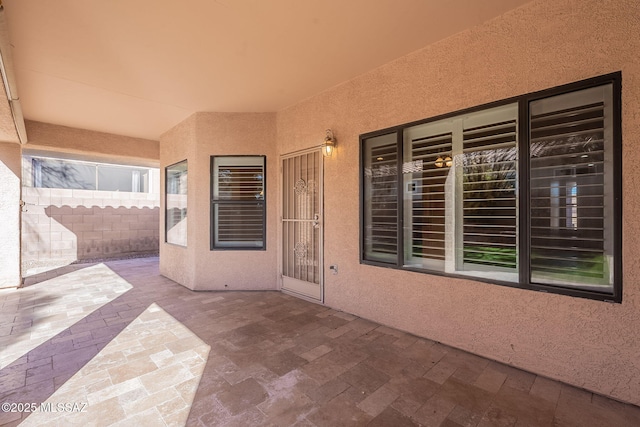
[{"x1": 1, "y1": 257, "x2": 639, "y2": 426}]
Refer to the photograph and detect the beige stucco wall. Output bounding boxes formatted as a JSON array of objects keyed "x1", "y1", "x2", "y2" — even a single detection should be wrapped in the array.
[
  {"x1": 0, "y1": 141, "x2": 21, "y2": 288},
  {"x1": 25, "y1": 120, "x2": 159, "y2": 166},
  {"x1": 0, "y1": 27, "x2": 23, "y2": 287},
  {"x1": 276, "y1": 0, "x2": 640, "y2": 405},
  {"x1": 192, "y1": 112, "x2": 278, "y2": 290},
  {"x1": 159, "y1": 114, "x2": 197, "y2": 289},
  {"x1": 0, "y1": 100, "x2": 20, "y2": 144},
  {"x1": 159, "y1": 112, "x2": 278, "y2": 291}
]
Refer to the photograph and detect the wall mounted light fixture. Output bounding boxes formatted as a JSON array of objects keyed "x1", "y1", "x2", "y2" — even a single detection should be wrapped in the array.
[
  {"x1": 435, "y1": 156, "x2": 452, "y2": 168},
  {"x1": 323, "y1": 129, "x2": 336, "y2": 157}
]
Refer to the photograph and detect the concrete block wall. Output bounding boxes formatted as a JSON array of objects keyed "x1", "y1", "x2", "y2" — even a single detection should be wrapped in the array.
[{"x1": 21, "y1": 187, "x2": 159, "y2": 273}]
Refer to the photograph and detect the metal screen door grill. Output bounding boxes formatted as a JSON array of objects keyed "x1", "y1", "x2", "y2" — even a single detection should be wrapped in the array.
[{"x1": 281, "y1": 150, "x2": 323, "y2": 302}]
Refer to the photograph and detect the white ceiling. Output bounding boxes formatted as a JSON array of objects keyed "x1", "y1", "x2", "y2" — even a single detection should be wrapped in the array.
[{"x1": 3, "y1": 0, "x2": 532, "y2": 140}]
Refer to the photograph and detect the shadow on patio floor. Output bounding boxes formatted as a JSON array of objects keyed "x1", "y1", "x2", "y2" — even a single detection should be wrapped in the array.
[{"x1": 1, "y1": 257, "x2": 639, "y2": 426}]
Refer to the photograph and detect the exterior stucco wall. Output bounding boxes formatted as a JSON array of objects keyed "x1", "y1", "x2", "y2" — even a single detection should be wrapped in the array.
[
  {"x1": 159, "y1": 112, "x2": 278, "y2": 291},
  {"x1": 0, "y1": 142, "x2": 21, "y2": 288},
  {"x1": 25, "y1": 120, "x2": 159, "y2": 166},
  {"x1": 0, "y1": 101, "x2": 20, "y2": 144},
  {"x1": 191, "y1": 113, "x2": 278, "y2": 291},
  {"x1": 276, "y1": 0, "x2": 640, "y2": 405},
  {"x1": 159, "y1": 114, "x2": 197, "y2": 289}
]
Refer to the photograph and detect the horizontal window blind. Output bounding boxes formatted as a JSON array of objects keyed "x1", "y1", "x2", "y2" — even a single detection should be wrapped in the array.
[
  {"x1": 363, "y1": 134, "x2": 398, "y2": 262},
  {"x1": 530, "y1": 93, "x2": 611, "y2": 289},
  {"x1": 212, "y1": 157, "x2": 265, "y2": 249},
  {"x1": 215, "y1": 203, "x2": 264, "y2": 243},
  {"x1": 408, "y1": 132, "x2": 452, "y2": 261},
  {"x1": 218, "y1": 166, "x2": 264, "y2": 200},
  {"x1": 360, "y1": 73, "x2": 620, "y2": 301},
  {"x1": 462, "y1": 120, "x2": 517, "y2": 269}
]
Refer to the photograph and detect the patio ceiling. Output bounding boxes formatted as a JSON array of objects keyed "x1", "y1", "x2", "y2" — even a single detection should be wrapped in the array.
[{"x1": 2, "y1": 0, "x2": 532, "y2": 140}]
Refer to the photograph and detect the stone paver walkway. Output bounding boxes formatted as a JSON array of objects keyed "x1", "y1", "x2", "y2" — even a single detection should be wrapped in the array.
[{"x1": 1, "y1": 257, "x2": 639, "y2": 426}]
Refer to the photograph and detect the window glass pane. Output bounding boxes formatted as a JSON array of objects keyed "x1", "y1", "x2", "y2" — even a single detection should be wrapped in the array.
[
  {"x1": 34, "y1": 158, "x2": 96, "y2": 190},
  {"x1": 214, "y1": 203, "x2": 265, "y2": 247},
  {"x1": 31, "y1": 156, "x2": 154, "y2": 193},
  {"x1": 212, "y1": 156, "x2": 265, "y2": 249},
  {"x1": 360, "y1": 74, "x2": 619, "y2": 300},
  {"x1": 403, "y1": 121, "x2": 452, "y2": 271},
  {"x1": 97, "y1": 165, "x2": 149, "y2": 192},
  {"x1": 402, "y1": 104, "x2": 518, "y2": 281},
  {"x1": 214, "y1": 162, "x2": 264, "y2": 201},
  {"x1": 166, "y1": 160, "x2": 188, "y2": 246},
  {"x1": 529, "y1": 84, "x2": 614, "y2": 292},
  {"x1": 363, "y1": 133, "x2": 398, "y2": 263},
  {"x1": 459, "y1": 104, "x2": 518, "y2": 280}
]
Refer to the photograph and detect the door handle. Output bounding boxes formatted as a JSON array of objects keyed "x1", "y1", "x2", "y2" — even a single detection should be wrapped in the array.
[{"x1": 312, "y1": 213, "x2": 320, "y2": 229}]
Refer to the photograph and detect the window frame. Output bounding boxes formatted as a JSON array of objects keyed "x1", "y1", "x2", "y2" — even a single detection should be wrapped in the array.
[
  {"x1": 28, "y1": 155, "x2": 154, "y2": 193},
  {"x1": 165, "y1": 159, "x2": 188, "y2": 247},
  {"x1": 210, "y1": 155, "x2": 267, "y2": 251},
  {"x1": 359, "y1": 72, "x2": 622, "y2": 302}
]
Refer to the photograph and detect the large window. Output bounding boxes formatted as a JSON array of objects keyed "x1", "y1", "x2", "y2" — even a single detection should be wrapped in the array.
[
  {"x1": 211, "y1": 156, "x2": 266, "y2": 250},
  {"x1": 361, "y1": 73, "x2": 622, "y2": 302},
  {"x1": 166, "y1": 160, "x2": 188, "y2": 246}
]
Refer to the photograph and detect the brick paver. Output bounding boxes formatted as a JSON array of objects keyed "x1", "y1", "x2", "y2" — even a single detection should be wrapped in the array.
[{"x1": 1, "y1": 257, "x2": 639, "y2": 426}]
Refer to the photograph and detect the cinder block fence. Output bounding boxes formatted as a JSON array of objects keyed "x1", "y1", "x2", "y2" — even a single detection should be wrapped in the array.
[{"x1": 21, "y1": 187, "x2": 159, "y2": 273}]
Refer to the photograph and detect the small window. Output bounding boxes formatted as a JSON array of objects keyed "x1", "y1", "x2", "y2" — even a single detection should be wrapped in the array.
[
  {"x1": 166, "y1": 160, "x2": 188, "y2": 247},
  {"x1": 211, "y1": 156, "x2": 266, "y2": 250}
]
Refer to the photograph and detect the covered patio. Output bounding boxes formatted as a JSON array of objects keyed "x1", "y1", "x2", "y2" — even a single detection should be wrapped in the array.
[
  {"x1": 1, "y1": 257, "x2": 639, "y2": 426},
  {"x1": 1, "y1": 0, "x2": 640, "y2": 424}
]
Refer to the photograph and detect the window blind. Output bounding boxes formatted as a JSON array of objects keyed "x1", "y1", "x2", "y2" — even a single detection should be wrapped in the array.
[
  {"x1": 530, "y1": 96, "x2": 610, "y2": 288},
  {"x1": 462, "y1": 120, "x2": 517, "y2": 269},
  {"x1": 408, "y1": 132, "x2": 452, "y2": 261},
  {"x1": 212, "y1": 158, "x2": 265, "y2": 249},
  {"x1": 363, "y1": 133, "x2": 398, "y2": 263}
]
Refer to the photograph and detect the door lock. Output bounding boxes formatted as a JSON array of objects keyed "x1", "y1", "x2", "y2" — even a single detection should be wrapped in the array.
[{"x1": 312, "y1": 213, "x2": 320, "y2": 229}]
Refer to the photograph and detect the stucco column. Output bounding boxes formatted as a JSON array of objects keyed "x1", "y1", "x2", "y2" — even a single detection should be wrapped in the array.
[{"x1": 0, "y1": 141, "x2": 21, "y2": 288}]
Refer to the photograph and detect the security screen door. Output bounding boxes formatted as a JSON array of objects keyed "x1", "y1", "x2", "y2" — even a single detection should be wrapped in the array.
[{"x1": 281, "y1": 149, "x2": 323, "y2": 302}]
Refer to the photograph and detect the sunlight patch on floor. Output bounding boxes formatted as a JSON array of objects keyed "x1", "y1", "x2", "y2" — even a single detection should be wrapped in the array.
[
  {"x1": 0, "y1": 263, "x2": 132, "y2": 369},
  {"x1": 21, "y1": 303, "x2": 210, "y2": 426}
]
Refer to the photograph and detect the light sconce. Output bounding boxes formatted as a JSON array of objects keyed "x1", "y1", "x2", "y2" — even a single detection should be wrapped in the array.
[
  {"x1": 435, "y1": 156, "x2": 452, "y2": 168},
  {"x1": 323, "y1": 129, "x2": 336, "y2": 157}
]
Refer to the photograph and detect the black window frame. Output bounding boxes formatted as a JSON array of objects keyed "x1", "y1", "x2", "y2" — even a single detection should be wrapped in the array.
[
  {"x1": 360, "y1": 72, "x2": 622, "y2": 302},
  {"x1": 210, "y1": 155, "x2": 267, "y2": 251},
  {"x1": 165, "y1": 159, "x2": 188, "y2": 247}
]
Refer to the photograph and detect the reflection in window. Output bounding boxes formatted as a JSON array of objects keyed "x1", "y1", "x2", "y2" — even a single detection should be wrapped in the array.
[
  {"x1": 566, "y1": 182, "x2": 578, "y2": 230},
  {"x1": 397, "y1": 103, "x2": 518, "y2": 282},
  {"x1": 166, "y1": 160, "x2": 188, "y2": 247},
  {"x1": 530, "y1": 84, "x2": 614, "y2": 292},
  {"x1": 363, "y1": 133, "x2": 398, "y2": 263},
  {"x1": 28, "y1": 156, "x2": 155, "y2": 193},
  {"x1": 32, "y1": 158, "x2": 96, "y2": 190}
]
